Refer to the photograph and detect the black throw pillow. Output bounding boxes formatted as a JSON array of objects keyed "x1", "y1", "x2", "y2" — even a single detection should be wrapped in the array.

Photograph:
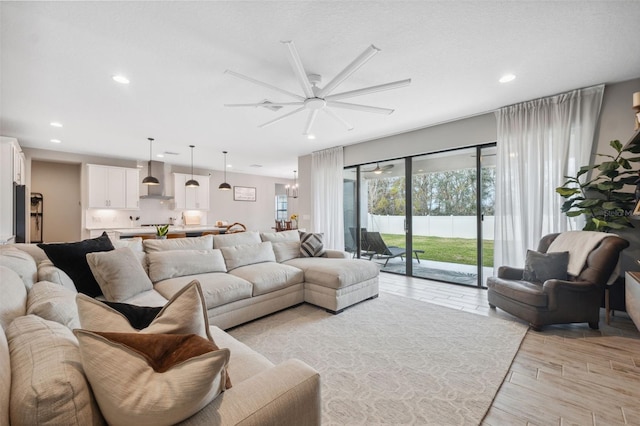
[
  {"x1": 38, "y1": 233, "x2": 114, "y2": 297},
  {"x1": 102, "y1": 301, "x2": 163, "y2": 330},
  {"x1": 522, "y1": 250, "x2": 569, "y2": 283}
]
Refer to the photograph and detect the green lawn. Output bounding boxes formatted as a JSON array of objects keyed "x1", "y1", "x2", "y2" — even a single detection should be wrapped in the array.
[{"x1": 380, "y1": 234, "x2": 494, "y2": 267}]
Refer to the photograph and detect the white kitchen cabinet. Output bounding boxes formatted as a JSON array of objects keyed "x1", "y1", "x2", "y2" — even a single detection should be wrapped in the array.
[
  {"x1": 125, "y1": 168, "x2": 140, "y2": 209},
  {"x1": 88, "y1": 164, "x2": 140, "y2": 209},
  {"x1": 173, "y1": 173, "x2": 210, "y2": 210},
  {"x1": 0, "y1": 137, "x2": 22, "y2": 241}
]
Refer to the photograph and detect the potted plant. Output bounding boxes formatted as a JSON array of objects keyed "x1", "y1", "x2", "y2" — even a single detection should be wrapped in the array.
[
  {"x1": 556, "y1": 139, "x2": 640, "y2": 232},
  {"x1": 155, "y1": 224, "x2": 169, "y2": 239}
]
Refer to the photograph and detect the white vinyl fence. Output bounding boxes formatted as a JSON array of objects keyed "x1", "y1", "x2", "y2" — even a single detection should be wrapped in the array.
[{"x1": 367, "y1": 214, "x2": 495, "y2": 240}]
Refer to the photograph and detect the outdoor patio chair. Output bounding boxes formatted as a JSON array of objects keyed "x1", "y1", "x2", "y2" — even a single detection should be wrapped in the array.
[{"x1": 364, "y1": 231, "x2": 424, "y2": 266}]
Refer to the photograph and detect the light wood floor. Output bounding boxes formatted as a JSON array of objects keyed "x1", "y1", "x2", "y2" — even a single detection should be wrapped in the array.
[{"x1": 378, "y1": 272, "x2": 640, "y2": 426}]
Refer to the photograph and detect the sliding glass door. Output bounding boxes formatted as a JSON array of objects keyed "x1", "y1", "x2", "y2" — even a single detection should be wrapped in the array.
[{"x1": 344, "y1": 143, "x2": 495, "y2": 287}]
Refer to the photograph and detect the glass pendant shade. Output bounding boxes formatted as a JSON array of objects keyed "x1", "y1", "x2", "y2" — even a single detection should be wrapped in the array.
[
  {"x1": 218, "y1": 150, "x2": 231, "y2": 190},
  {"x1": 286, "y1": 170, "x2": 299, "y2": 198},
  {"x1": 143, "y1": 137, "x2": 160, "y2": 185},
  {"x1": 185, "y1": 145, "x2": 200, "y2": 187}
]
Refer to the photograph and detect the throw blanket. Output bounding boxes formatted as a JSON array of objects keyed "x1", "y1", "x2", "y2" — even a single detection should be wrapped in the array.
[{"x1": 547, "y1": 231, "x2": 614, "y2": 281}]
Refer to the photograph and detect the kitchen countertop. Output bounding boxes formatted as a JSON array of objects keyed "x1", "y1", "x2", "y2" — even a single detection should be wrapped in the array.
[{"x1": 87, "y1": 226, "x2": 228, "y2": 236}]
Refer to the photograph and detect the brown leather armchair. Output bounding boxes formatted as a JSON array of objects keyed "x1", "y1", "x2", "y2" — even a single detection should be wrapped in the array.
[{"x1": 487, "y1": 233, "x2": 629, "y2": 330}]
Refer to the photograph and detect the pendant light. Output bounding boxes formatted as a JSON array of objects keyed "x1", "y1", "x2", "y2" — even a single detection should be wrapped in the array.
[
  {"x1": 286, "y1": 170, "x2": 299, "y2": 198},
  {"x1": 185, "y1": 145, "x2": 200, "y2": 187},
  {"x1": 218, "y1": 151, "x2": 231, "y2": 190},
  {"x1": 142, "y1": 137, "x2": 160, "y2": 185}
]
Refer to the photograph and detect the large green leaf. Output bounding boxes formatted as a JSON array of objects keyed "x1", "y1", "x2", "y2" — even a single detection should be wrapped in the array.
[
  {"x1": 596, "y1": 181, "x2": 624, "y2": 191},
  {"x1": 577, "y1": 164, "x2": 599, "y2": 177},
  {"x1": 619, "y1": 158, "x2": 632, "y2": 169},
  {"x1": 577, "y1": 199, "x2": 602, "y2": 208},
  {"x1": 598, "y1": 161, "x2": 620, "y2": 172},
  {"x1": 602, "y1": 201, "x2": 622, "y2": 210},
  {"x1": 556, "y1": 187, "x2": 580, "y2": 197},
  {"x1": 627, "y1": 144, "x2": 640, "y2": 154},
  {"x1": 565, "y1": 210, "x2": 584, "y2": 217},
  {"x1": 610, "y1": 139, "x2": 623, "y2": 153}
]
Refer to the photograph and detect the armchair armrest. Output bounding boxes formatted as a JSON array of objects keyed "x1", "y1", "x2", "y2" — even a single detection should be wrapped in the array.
[
  {"x1": 179, "y1": 359, "x2": 320, "y2": 426},
  {"x1": 543, "y1": 279, "x2": 600, "y2": 311},
  {"x1": 497, "y1": 266, "x2": 525, "y2": 280}
]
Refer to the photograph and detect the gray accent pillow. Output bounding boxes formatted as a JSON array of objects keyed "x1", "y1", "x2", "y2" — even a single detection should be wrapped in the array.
[
  {"x1": 523, "y1": 250, "x2": 569, "y2": 283},
  {"x1": 299, "y1": 231, "x2": 326, "y2": 258},
  {"x1": 220, "y1": 241, "x2": 276, "y2": 271}
]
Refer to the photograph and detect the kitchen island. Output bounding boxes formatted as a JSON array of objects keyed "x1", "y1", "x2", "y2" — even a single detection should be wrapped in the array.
[{"x1": 87, "y1": 225, "x2": 228, "y2": 239}]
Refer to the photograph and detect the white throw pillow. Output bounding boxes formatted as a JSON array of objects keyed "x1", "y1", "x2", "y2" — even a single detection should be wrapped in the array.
[
  {"x1": 86, "y1": 247, "x2": 153, "y2": 302},
  {"x1": 7, "y1": 315, "x2": 104, "y2": 425},
  {"x1": 26, "y1": 280, "x2": 80, "y2": 330},
  {"x1": 212, "y1": 231, "x2": 261, "y2": 248},
  {"x1": 74, "y1": 329, "x2": 230, "y2": 426},
  {"x1": 143, "y1": 235, "x2": 213, "y2": 253},
  {"x1": 271, "y1": 241, "x2": 301, "y2": 263},
  {"x1": 76, "y1": 280, "x2": 212, "y2": 341}
]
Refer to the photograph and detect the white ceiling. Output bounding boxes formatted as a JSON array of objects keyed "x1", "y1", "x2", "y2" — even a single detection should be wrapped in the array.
[{"x1": 2, "y1": 1, "x2": 639, "y2": 178}]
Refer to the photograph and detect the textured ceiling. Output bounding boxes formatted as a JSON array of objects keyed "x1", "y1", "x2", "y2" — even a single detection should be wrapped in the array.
[{"x1": 1, "y1": 1, "x2": 639, "y2": 178}]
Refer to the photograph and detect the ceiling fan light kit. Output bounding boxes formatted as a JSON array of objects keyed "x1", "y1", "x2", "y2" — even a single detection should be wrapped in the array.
[{"x1": 224, "y1": 41, "x2": 411, "y2": 136}]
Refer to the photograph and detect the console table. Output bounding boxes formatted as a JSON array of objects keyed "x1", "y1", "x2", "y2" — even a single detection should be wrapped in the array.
[{"x1": 625, "y1": 271, "x2": 640, "y2": 330}]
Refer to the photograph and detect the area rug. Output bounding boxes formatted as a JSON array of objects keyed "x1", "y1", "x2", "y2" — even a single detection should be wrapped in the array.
[{"x1": 228, "y1": 292, "x2": 528, "y2": 425}]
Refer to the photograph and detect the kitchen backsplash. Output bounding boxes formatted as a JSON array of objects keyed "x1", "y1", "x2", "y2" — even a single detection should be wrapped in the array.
[{"x1": 86, "y1": 198, "x2": 204, "y2": 229}]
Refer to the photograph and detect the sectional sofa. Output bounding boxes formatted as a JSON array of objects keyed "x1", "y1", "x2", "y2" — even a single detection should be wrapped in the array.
[{"x1": 0, "y1": 229, "x2": 379, "y2": 425}]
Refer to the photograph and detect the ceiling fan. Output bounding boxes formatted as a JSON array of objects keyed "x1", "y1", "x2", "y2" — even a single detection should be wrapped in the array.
[
  {"x1": 224, "y1": 41, "x2": 411, "y2": 136},
  {"x1": 361, "y1": 163, "x2": 394, "y2": 174}
]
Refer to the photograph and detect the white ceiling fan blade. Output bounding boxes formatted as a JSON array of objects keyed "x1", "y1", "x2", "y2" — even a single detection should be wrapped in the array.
[
  {"x1": 258, "y1": 106, "x2": 306, "y2": 128},
  {"x1": 281, "y1": 41, "x2": 314, "y2": 99},
  {"x1": 224, "y1": 70, "x2": 305, "y2": 101},
  {"x1": 323, "y1": 108, "x2": 354, "y2": 131},
  {"x1": 327, "y1": 101, "x2": 394, "y2": 115},
  {"x1": 224, "y1": 102, "x2": 304, "y2": 107},
  {"x1": 317, "y1": 45, "x2": 380, "y2": 98},
  {"x1": 325, "y1": 79, "x2": 412, "y2": 101},
  {"x1": 303, "y1": 110, "x2": 319, "y2": 135}
]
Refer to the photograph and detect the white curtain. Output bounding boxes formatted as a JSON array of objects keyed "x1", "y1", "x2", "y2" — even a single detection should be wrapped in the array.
[
  {"x1": 493, "y1": 84, "x2": 604, "y2": 270},
  {"x1": 312, "y1": 146, "x2": 344, "y2": 250}
]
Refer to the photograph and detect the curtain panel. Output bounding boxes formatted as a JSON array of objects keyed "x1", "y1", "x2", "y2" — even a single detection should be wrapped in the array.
[
  {"x1": 494, "y1": 84, "x2": 604, "y2": 270},
  {"x1": 311, "y1": 146, "x2": 344, "y2": 250}
]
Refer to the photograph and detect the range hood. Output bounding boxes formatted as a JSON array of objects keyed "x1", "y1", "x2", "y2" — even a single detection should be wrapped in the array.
[{"x1": 140, "y1": 160, "x2": 174, "y2": 200}]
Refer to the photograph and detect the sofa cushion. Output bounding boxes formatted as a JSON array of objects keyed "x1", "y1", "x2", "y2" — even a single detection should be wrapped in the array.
[
  {"x1": 77, "y1": 280, "x2": 212, "y2": 340},
  {"x1": 213, "y1": 231, "x2": 261, "y2": 248},
  {"x1": 121, "y1": 288, "x2": 168, "y2": 307},
  {"x1": 6, "y1": 315, "x2": 104, "y2": 425},
  {"x1": 27, "y1": 281, "x2": 80, "y2": 330},
  {"x1": 0, "y1": 266, "x2": 27, "y2": 330},
  {"x1": 147, "y1": 249, "x2": 227, "y2": 282},
  {"x1": 11, "y1": 243, "x2": 49, "y2": 264},
  {"x1": 112, "y1": 236, "x2": 143, "y2": 252},
  {"x1": 487, "y1": 277, "x2": 548, "y2": 308},
  {"x1": 143, "y1": 235, "x2": 213, "y2": 253},
  {"x1": 37, "y1": 259, "x2": 77, "y2": 291},
  {"x1": 260, "y1": 229, "x2": 300, "y2": 243},
  {"x1": 74, "y1": 329, "x2": 230, "y2": 426},
  {"x1": 260, "y1": 230, "x2": 301, "y2": 262},
  {"x1": 285, "y1": 257, "x2": 379, "y2": 290},
  {"x1": 0, "y1": 326, "x2": 9, "y2": 426},
  {"x1": 221, "y1": 241, "x2": 276, "y2": 271},
  {"x1": 299, "y1": 231, "x2": 326, "y2": 257},
  {"x1": 38, "y1": 233, "x2": 115, "y2": 297},
  {"x1": 86, "y1": 247, "x2": 153, "y2": 302},
  {"x1": 154, "y1": 273, "x2": 253, "y2": 310},
  {"x1": 0, "y1": 246, "x2": 38, "y2": 289},
  {"x1": 229, "y1": 263, "x2": 305, "y2": 296}
]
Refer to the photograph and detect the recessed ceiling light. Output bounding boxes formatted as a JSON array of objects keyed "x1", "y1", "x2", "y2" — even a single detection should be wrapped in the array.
[
  {"x1": 112, "y1": 75, "x2": 130, "y2": 84},
  {"x1": 50, "y1": 122, "x2": 63, "y2": 128},
  {"x1": 50, "y1": 139, "x2": 62, "y2": 143},
  {"x1": 307, "y1": 134, "x2": 316, "y2": 140},
  {"x1": 499, "y1": 74, "x2": 516, "y2": 83},
  {"x1": 227, "y1": 164, "x2": 232, "y2": 168},
  {"x1": 156, "y1": 154, "x2": 164, "y2": 158}
]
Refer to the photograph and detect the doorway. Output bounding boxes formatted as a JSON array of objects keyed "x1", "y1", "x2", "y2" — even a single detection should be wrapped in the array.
[{"x1": 31, "y1": 160, "x2": 81, "y2": 242}]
